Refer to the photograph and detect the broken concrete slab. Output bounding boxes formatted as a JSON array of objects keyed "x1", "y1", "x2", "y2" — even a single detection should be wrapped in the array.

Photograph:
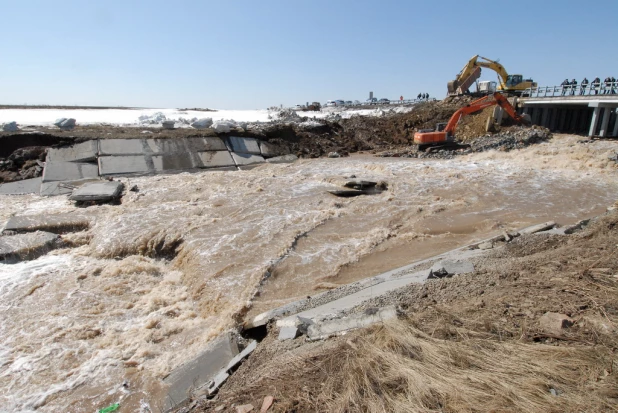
[
  {"x1": 428, "y1": 259, "x2": 475, "y2": 279},
  {"x1": 519, "y1": 221, "x2": 556, "y2": 235},
  {"x1": 0, "y1": 231, "x2": 60, "y2": 263},
  {"x1": 203, "y1": 340, "x2": 257, "y2": 396},
  {"x1": 42, "y1": 161, "x2": 99, "y2": 182},
  {"x1": 69, "y1": 181, "x2": 124, "y2": 202},
  {"x1": 197, "y1": 151, "x2": 236, "y2": 169},
  {"x1": 478, "y1": 241, "x2": 494, "y2": 250},
  {"x1": 306, "y1": 306, "x2": 398, "y2": 340},
  {"x1": 163, "y1": 334, "x2": 239, "y2": 410},
  {"x1": 226, "y1": 137, "x2": 261, "y2": 155},
  {"x1": 98, "y1": 139, "x2": 150, "y2": 156},
  {"x1": 191, "y1": 118, "x2": 213, "y2": 129},
  {"x1": 0, "y1": 178, "x2": 42, "y2": 195},
  {"x1": 162, "y1": 121, "x2": 175, "y2": 129},
  {"x1": 277, "y1": 326, "x2": 300, "y2": 341},
  {"x1": 265, "y1": 154, "x2": 298, "y2": 164},
  {"x1": 40, "y1": 181, "x2": 84, "y2": 197},
  {"x1": 344, "y1": 181, "x2": 377, "y2": 190},
  {"x1": 258, "y1": 141, "x2": 287, "y2": 158},
  {"x1": 98, "y1": 155, "x2": 151, "y2": 176},
  {"x1": 230, "y1": 152, "x2": 265, "y2": 167},
  {"x1": 4, "y1": 213, "x2": 90, "y2": 234},
  {"x1": 46, "y1": 140, "x2": 98, "y2": 163}
]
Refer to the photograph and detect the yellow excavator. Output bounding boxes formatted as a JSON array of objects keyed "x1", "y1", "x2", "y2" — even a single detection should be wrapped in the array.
[{"x1": 447, "y1": 55, "x2": 537, "y2": 96}]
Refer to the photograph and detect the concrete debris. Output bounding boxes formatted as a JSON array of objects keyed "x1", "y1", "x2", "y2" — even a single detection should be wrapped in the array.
[
  {"x1": 327, "y1": 152, "x2": 340, "y2": 158},
  {"x1": 0, "y1": 231, "x2": 60, "y2": 263},
  {"x1": 428, "y1": 259, "x2": 475, "y2": 279},
  {"x1": 161, "y1": 120, "x2": 175, "y2": 129},
  {"x1": 231, "y1": 152, "x2": 265, "y2": 167},
  {"x1": 191, "y1": 118, "x2": 213, "y2": 129},
  {"x1": 478, "y1": 242, "x2": 494, "y2": 250},
  {"x1": 236, "y1": 404, "x2": 254, "y2": 413},
  {"x1": 265, "y1": 154, "x2": 298, "y2": 164},
  {"x1": 69, "y1": 181, "x2": 124, "y2": 203},
  {"x1": 344, "y1": 180, "x2": 377, "y2": 190},
  {"x1": 539, "y1": 312, "x2": 574, "y2": 335},
  {"x1": 260, "y1": 396, "x2": 274, "y2": 412},
  {"x1": 306, "y1": 306, "x2": 398, "y2": 340},
  {"x1": 277, "y1": 326, "x2": 300, "y2": 341},
  {"x1": 163, "y1": 334, "x2": 240, "y2": 409},
  {"x1": 519, "y1": 221, "x2": 556, "y2": 235},
  {"x1": 608, "y1": 153, "x2": 618, "y2": 163},
  {"x1": 0, "y1": 177, "x2": 42, "y2": 195},
  {"x1": 275, "y1": 108, "x2": 301, "y2": 122},
  {"x1": 564, "y1": 219, "x2": 590, "y2": 234},
  {"x1": 54, "y1": 118, "x2": 76, "y2": 130},
  {"x1": 2, "y1": 121, "x2": 18, "y2": 132},
  {"x1": 4, "y1": 213, "x2": 90, "y2": 234},
  {"x1": 204, "y1": 340, "x2": 257, "y2": 396}
]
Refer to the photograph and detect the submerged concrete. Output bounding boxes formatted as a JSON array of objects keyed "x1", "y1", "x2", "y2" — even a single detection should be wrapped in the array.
[
  {"x1": 0, "y1": 178, "x2": 42, "y2": 195},
  {"x1": 231, "y1": 152, "x2": 265, "y2": 167},
  {"x1": 4, "y1": 213, "x2": 90, "y2": 234},
  {"x1": 0, "y1": 231, "x2": 60, "y2": 263}
]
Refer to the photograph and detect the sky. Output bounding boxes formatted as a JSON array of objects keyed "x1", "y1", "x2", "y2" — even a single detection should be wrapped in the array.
[{"x1": 1, "y1": 0, "x2": 617, "y2": 110}]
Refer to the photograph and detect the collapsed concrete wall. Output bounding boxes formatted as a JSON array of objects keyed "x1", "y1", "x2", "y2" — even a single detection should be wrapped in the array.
[{"x1": 0, "y1": 137, "x2": 295, "y2": 197}]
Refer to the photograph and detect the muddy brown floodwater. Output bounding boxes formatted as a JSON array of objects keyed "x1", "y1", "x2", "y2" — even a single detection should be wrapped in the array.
[{"x1": 0, "y1": 134, "x2": 616, "y2": 412}]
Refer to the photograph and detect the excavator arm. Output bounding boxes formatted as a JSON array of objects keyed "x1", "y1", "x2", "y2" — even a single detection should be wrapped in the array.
[{"x1": 414, "y1": 92, "x2": 527, "y2": 148}]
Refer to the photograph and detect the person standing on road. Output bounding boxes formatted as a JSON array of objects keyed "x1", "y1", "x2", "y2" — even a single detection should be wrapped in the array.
[
  {"x1": 561, "y1": 79, "x2": 569, "y2": 96},
  {"x1": 580, "y1": 78, "x2": 589, "y2": 95},
  {"x1": 604, "y1": 77, "x2": 612, "y2": 94},
  {"x1": 592, "y1": 77, "x2": 601, "y2": 95}
]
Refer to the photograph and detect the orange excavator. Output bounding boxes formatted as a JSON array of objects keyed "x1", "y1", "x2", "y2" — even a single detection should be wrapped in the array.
[{"x1": 413, "y1": 92, "x2": 529, "y2": 151}]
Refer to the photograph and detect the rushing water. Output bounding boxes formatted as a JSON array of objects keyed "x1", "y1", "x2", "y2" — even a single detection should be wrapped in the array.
[{"x1": 0, "y1": 135, "x2": 616, "y2": 412}]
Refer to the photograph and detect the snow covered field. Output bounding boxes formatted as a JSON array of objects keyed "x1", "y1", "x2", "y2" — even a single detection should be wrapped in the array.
[{"x1": 0, "y1": 105, "x2": 416, "y2": 128}]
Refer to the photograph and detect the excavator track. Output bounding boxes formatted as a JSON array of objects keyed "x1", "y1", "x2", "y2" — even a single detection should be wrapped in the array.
[{"x1": 420, "y1": 142, "x2": 471, "y2": 153}]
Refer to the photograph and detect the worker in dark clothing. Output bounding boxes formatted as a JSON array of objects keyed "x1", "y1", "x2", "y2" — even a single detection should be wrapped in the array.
[
  {"x1": 612, "y1": 77, "x2": 617, "y2": 94},
  {"x1": 580, "y1": 78, "x2": 589, "y2": 95},
  {"x1": 570, "y1": 79, "x2": 577, "y2": 95},
  {"x1": 592, "y1": 77, "x2": 601, "y2": 95},
  {"x1": 561, "y1": 79, "x2": 569, "y2": 96},
  {"x1": 417, "y1": 93, "x2": 422, "y2": 100},
  {"x1": 604, "y1": 77, "x2": 612, "y2": 94}
]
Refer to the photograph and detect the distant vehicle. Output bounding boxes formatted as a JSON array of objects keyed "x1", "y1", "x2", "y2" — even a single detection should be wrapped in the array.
[
  {"x1": 345, "y1": 100, "x2": 353, "y2": 105},
  {"x1": 295, "y1": 104, "x2": 304, "y2": 110},
  {"x1": 366, "y1": 98, "x2": 378, "y2": 105},
  {"x1": 335, "y1": 100, "x2": 345, "y2": 106},
  {"x1": 353, "y1": 100, "x2": 361, "y2": 105},
  {"x1": 378, "y1": 98, "x2": 390, "y2": 104},
  {"x1": 325, "y1": 100, "x2": 336, "y2": 107}
]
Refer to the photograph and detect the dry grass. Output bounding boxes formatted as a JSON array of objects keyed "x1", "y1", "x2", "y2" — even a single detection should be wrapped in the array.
[{"x1": 315, "y1": 321, "x2": 615, "y2": 413}]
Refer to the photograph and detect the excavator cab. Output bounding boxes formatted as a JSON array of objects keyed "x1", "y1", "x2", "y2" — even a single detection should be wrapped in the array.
[{"x1": 505, "y1": 74, "x2": 523, "y2": 87}]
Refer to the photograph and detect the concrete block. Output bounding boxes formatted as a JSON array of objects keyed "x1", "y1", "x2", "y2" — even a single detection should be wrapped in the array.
[
  {"x1": 163, "y1": 334, "x2": 239, "y2": 410},
  {"x1": 185, "y1": 137, "x2": 227, "y2": 152},
  {"x1": 226, "y1": 137, "x2": 261, "y2": 155},
  {"x1": 46, "y1": 140, "x2": 98, "y2": 163},
  {"x1": 40, "y1": 181, "x2": 77, "y2": 197},
  {"x1": 266, "y1": 154, "x2": 298, "y2": 164},
  {"x1": 429, "y1": 259, "x2": 475, "y2": 279},
  {"x1": 0, "y1": 178, "x2": 42, "y2": 195},
  {"x1": 478, "y1": 242, "x2": 493, "y2": 250},
  {"x1": 0, "y1": 231, "x2": 60, "y2": 263},
  {"x1": 278, "y1": 326, "x2": 300, "y2": 341},
  {"x1": 231, "y1": 152, "x2": 265, "y2": 167},
  {"x1": 195, "y1": 151, "x2": 236, "y2": 168},
  {"x1": 99, "y1": 139, "x2": 150, "y2": 156},
  {"x1": 42, "y1": 161, "x2": 99, "y2": 182},
  {"x1": 151, "y1": 154, "x2": 199, "y2": 172},
  {"x1": 191, "y1": 118, "x2": 213, "y2": 129},
  {"x1": 4, "y1": 213, "x2": 90, "y2": 234},
  {"x1": 258, "y1": 141, "x2": 286, "y2": 158},
  {"x1": 204, "y1": 340, "x2": 257, "y2": 396},
  {"x1": 306, "y1": 306, "x2": 398, "y2": 340},
  {"x1": 520, "y1": 221, "x2": 556, "y2": 235},
  {"x1": 162, "y1": 121, "x2": 175, "y2": 129},
  {"x1": 98, "y1": 155, "x2": 151, "y2": 176},
  {"x1": 69, "y1": 181, "x2": 124, "y2": 202}
]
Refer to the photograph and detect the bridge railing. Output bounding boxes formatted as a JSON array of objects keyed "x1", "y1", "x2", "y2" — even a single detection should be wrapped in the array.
[{"x1": 523, "y1": 82, "x2": 618, "y2": 98}]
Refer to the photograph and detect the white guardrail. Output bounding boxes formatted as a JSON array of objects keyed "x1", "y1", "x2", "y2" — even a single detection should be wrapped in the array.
[{"x1": 523, "y1": 82, "x2": 618, "y2": 98}]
